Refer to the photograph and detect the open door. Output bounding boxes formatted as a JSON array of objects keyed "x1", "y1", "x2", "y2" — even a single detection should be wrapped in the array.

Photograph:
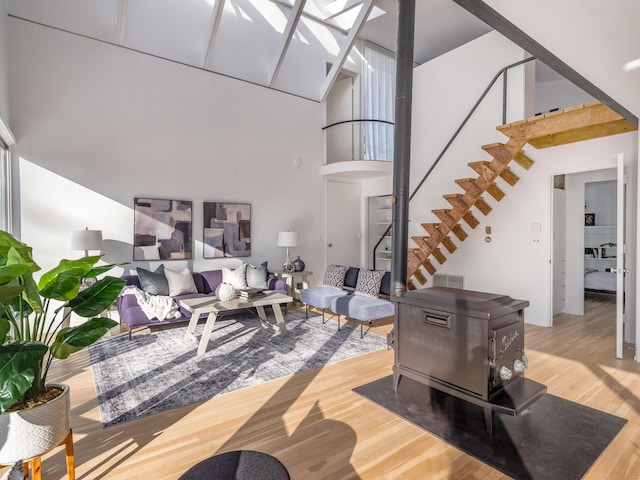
[{"x1": 616, "y1": 153, "x2": 626, "y2": 358}]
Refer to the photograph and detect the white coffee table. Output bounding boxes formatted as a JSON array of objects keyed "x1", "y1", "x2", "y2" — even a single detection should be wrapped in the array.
[{"x1": 180, "y1": 292, "x2": 293, "y2": 355}]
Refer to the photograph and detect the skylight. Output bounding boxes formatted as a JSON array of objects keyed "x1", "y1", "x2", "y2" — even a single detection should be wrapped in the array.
[{"x1": 278, "y1": 0, "x2": 385, "y2": 30}]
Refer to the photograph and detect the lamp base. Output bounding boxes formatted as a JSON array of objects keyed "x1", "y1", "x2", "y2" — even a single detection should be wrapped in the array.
[{"x1": 283, "y1": 250, "x2": 295, "y2": 273}]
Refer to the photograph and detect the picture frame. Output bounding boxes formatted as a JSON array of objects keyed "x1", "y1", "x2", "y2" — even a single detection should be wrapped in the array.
[
  {"x1": 133, "y1": 198, "x2": 193, "y2": 260},
  {"x1": 203, "y1": 202, "x2": 251, "y2": 258},
  {"x1": 584, "y1": 213, "x2": 595, "y2": 226}
]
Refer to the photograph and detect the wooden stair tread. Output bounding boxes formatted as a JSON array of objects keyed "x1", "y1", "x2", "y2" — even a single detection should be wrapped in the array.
[
  {"x1": 456, "y1": 178, "x2": 482, "y2": 197},
  {"x1": 513, "y1": 151, "x2": 535, "y2": 170},
  {"x1": 432, "y1": 247, "x2": 446, "y2": 265},
  {"x1": 462, "y1": 211, "x2": 479, "y2": 228},
  {"x1": 497, "y1": 102, "x2": 637, "y2": 148},
  {"x1": 486, "y1": 183, "x2": 505, "y2": 201},
  {"x1": 474, "y1": 197, "x2": 492, "y2": 216}
]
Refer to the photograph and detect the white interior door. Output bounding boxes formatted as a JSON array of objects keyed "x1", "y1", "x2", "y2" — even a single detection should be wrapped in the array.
[
  {"x1": 327, "y1": 181, "x2": 361, "y2": 267},
  {"x1": 616, "y1": 153, "x2": 626, "y2": 358}
]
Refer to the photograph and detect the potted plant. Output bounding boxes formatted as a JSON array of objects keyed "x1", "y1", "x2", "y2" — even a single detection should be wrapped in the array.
[{"x1": 0, "y1": 230, "x2": 125, "y2": 464}]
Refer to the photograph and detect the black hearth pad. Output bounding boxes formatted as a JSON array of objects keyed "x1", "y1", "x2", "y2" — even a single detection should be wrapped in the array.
[{"x1": 353, "y1": 376, "x2": 626, "y2": 480}]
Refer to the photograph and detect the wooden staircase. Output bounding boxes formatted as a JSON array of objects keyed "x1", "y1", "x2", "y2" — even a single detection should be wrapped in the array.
[{"x1": 406, "y1": 101, "x2": 637, "y2": 289}]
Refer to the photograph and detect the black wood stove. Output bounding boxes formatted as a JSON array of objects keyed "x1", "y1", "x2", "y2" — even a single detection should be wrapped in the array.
[{"x1": 392, "y1": 287, "x2": 546, "y2": 432}]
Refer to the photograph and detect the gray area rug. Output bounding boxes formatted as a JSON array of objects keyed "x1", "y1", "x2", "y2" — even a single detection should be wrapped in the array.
[{"x1": 89, "y1": 309, "x2": 387, "y2": 427}]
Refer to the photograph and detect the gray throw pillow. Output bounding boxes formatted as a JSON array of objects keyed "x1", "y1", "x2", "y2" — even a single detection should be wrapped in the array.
[
  {"x1": 246, "y1": 262, "x2": 268, "y2": 289},
  {"x1": 137, "y1": 265, "x2": 169, "y2": 296}
]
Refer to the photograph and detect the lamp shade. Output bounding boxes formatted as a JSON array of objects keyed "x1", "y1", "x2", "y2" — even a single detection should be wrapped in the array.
[
  {"x1": 71, "y1": 228, "x2": 103, "y2": 251},
  {"x1": 277, "y1": 231, "x2": 297, "y2": 248}
]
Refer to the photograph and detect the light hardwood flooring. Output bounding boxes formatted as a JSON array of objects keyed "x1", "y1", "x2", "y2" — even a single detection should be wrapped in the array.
[{"x1": 3, "y1": 298, "x2": 640, "y2": 479}]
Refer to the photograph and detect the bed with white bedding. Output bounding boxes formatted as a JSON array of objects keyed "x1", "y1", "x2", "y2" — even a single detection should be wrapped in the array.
[{"x1": 584, "y1": 268, "x2": 616, "y2": 294}]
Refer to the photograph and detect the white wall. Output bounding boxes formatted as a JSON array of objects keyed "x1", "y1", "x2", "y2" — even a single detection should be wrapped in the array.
[
  {"x1": 536, "y1": 78, "x2": 595, "y2": 115},
  {"x1": 0, "y1": 0, "x2": 9, "y2": 124},
  {"x1": 485, "y1": 0, "x2": 640, "y2": 120},
  {"x1": 585, "y1": 180, "x2": 616, "y2": 226},
  {"x1": 8, "y1": 18, "x2": 325, "y2": 280}
]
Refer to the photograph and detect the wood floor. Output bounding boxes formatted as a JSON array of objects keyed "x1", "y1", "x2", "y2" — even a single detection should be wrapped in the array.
[{"x1": 3, "y1": 298, "x2": 640, "y2": 479}]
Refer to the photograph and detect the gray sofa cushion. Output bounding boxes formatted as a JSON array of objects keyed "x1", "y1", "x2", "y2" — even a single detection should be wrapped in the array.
[
  {"x1": 300, "y1": 286, "x2": 350, "y2": 309},
  {"x1": 331, "y1": 294, "x2": 394, "y2": 322}
]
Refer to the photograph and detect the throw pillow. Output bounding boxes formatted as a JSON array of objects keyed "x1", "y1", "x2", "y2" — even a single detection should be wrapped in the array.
[
  {"x1": 246, "y1": 261, "x2": 268, "y2": 289},
  {"x1": 322, "y1": 264, "x2": 349, "y2": 290},
  {"x1": 222, "y1": 263, "x2": 248, "y2": 290},
  {"x1": 354, "y1": 269, "x2": 386, "y2": 298},
  {"x1": 137, "y1": 265, "x2": 169, "y2": 296},
  {"x1": 164, "y1": 268, "x2": 198, "y2": 296}
]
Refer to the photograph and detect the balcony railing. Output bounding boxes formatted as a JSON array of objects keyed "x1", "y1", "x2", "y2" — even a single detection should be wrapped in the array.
[{"x1": 323, "y1": 119, "x2": 394, "y2": 163}]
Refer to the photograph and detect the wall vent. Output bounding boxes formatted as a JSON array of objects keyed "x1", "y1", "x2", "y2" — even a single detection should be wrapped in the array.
[{"x1": 433, "y1": 274, "x2": 464, "y2": 289}]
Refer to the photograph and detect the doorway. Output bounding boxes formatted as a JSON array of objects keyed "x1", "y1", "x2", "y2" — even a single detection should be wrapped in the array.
[{"x1": 551, "y1": 166, "x2": 630, "y2": 358}]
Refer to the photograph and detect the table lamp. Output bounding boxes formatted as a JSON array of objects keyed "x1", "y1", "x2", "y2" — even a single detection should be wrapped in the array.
[
  {"x1": 71, "y1": 228, "x2": 103, "y2": 256},
  {"x1": 277, "y1": 231, "x2": 297, "y2": 273},
  {"x1": 71, "y1": 228, "x2": 103, "y2": 286}
]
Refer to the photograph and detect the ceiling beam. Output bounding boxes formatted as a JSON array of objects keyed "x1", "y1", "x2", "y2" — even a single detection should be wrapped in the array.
[
  {"x1": 324, "y1": 2, "x2": 361, "y2": 23},
  {"x1": 320, "y1": 0, "x2": 375, "y2": 102},
  {"x1": 202, "y1": 0, "x2": 226, "y2": 69},
  {"x1": 117, "y1": 0, "x2": 128, "y2": 45},
  {"x1": 268, "y1": 0, "x2": 306, "y2": 87},
  {"x1": 453, "y1": 0, "x2": 638, "y2": 126}
]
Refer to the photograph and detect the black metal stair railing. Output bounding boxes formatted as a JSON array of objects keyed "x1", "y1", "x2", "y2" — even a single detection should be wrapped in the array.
[
  {"x1": 321, "y1": 118, "x2": 394, "y2": 130},
  {"x1": 372, "y1": 56, "x2": 535, "y2": 270}
]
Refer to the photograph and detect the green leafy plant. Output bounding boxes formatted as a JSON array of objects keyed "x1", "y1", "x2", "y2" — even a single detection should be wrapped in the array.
[{"x1": 0, "y1": 230, "x2": 126, "y2": 413}]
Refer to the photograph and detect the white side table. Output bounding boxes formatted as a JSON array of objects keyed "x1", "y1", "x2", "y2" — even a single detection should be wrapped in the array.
[{"x1": 272, "y1": 270, "x2": 313, "y2": 302}]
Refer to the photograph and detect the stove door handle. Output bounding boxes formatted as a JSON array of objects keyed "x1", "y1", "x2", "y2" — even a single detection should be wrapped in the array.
[{"x1": 423, "y1": 310, "x2": 452, "y2": 329}]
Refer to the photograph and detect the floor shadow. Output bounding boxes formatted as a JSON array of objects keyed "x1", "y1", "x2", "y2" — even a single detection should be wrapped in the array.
[
  {"x1": 527, "y1": 297, "x2": 640, "y2": 418},
  {"x1": 208, "y1": 311, "x2": 371, "y2": 478}
]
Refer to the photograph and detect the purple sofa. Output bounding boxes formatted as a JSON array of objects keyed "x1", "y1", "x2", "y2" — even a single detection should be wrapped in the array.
[{"x1": 117, "y1": 269, "x2": 287, "y2": 338}]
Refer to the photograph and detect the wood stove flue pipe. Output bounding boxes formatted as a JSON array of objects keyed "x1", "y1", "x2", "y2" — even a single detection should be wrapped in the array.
[{"x1": 391, "y1": 0, "x2": 416, "y2": 298}]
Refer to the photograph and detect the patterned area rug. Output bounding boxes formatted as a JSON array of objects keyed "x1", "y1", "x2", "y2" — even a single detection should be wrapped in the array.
[{"x1": 89, "y1": 309, "x2": 387, "y2": 427}]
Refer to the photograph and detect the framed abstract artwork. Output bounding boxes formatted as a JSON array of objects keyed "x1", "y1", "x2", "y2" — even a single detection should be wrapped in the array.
[
  {"x1": 203, "y1": 202, "x2": 251, "y2": 258},
  {"x1": 133, "y1": 198, "x2": 193, "y2": 260}
]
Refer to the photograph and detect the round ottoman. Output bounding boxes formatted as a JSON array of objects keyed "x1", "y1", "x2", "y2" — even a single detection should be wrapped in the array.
[{"x1": 179, "y1": 450, "x2": 290, "y2": 480}]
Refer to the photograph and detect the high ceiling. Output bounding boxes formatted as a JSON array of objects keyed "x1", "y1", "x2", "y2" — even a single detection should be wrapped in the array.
[
  {"x1": 6, "y1": 0, "x2": 639, "y2": 120},
  {"x1": 7, "y1": 0, "x2": 493, "y2": 102}
]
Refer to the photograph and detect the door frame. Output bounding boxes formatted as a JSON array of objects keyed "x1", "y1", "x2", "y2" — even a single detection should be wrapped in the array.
[{"x1": 549, "y1": 162, "x2": 637, "y2": 359}]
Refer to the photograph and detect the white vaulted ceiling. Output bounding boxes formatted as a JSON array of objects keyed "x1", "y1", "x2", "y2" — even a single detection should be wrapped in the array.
[
  {"x1": 7, "y1": 0, "x2": 490, "y2": 101},
  {"x1": 6, "y1": 0, "x2": 640, "y2": 120}
]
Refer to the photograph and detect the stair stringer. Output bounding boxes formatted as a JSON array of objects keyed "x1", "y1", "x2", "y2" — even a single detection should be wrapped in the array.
[{"x1": 407, "y1": 136, "x2": 531, "y2": 289}]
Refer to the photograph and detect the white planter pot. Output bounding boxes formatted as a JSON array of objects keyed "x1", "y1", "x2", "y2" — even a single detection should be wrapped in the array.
[{"x1": 0, "y1": 383, "x2": 70, "y2": 464}]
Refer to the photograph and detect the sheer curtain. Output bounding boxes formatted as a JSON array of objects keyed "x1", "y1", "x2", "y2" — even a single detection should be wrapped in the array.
[{"x1": 363, "y1": 45, "x2": 395, "y2": 161}]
